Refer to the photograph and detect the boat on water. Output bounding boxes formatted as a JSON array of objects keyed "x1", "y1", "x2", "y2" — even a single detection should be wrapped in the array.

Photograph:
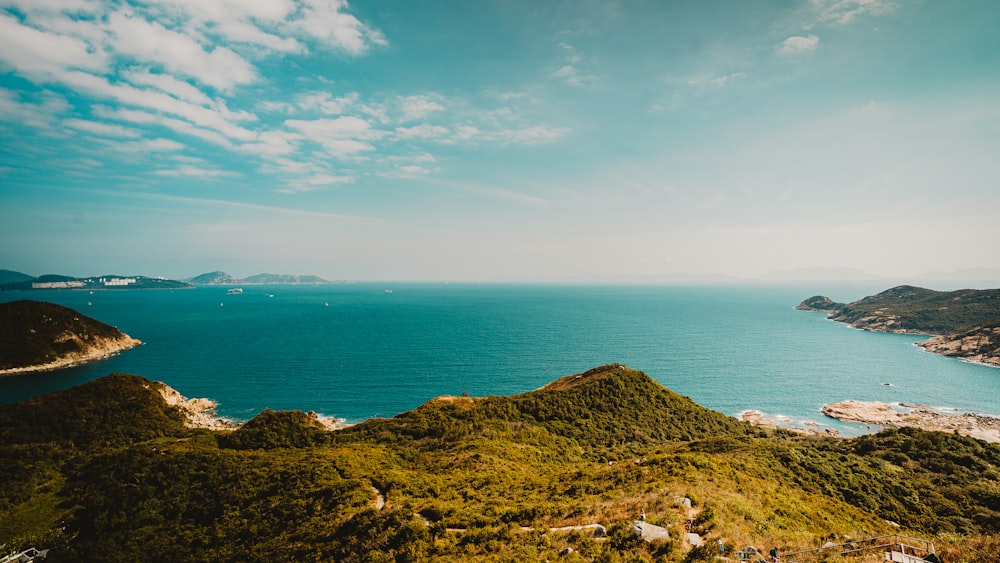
[
  {"x1": 384, "y1": 289, "x2": 392, "y2": 294},
  {"x1": 227, "y1": 288, "x2": 243, "y2": 294}
]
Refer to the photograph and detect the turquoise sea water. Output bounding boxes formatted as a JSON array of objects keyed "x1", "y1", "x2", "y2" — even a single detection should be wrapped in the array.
[{"x1": 2, "y1": 284, "x2": 998, "y2": 436}]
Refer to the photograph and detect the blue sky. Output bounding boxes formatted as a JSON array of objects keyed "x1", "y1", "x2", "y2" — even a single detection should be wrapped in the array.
[{"x1": 1, "y1": 0, "x2": 998, "y2": 282}]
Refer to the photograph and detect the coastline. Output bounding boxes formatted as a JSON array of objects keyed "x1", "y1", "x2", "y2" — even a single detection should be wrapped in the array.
[
  {"x1": 151, "y1": 381, "x2": 349, "y2": 431},
  {"x1": 151, "y1": 381, "x2": 237, "y2": 430},
  {"x1": 0, "y1": 335, "x2": 143, "y2": 377},
  {"x1": 821, "y1": 400, "x2": 1000, "y2": 443}
]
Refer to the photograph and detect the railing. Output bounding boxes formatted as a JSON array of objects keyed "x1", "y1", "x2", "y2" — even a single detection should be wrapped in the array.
[{"x1": 781, "y1": 534, "x2": 935, "y2": 563}]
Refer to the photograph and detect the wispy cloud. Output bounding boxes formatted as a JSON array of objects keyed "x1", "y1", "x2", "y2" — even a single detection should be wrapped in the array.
[
  {"x1": 778, "y1": 34, "x2": 820, "y2": 55},
  {"x1": 807, "y1": 0, "x2": 895, "y2": 27},
  {"x1": 0, "y1": 1, "x2": 573, "y2": 196}
]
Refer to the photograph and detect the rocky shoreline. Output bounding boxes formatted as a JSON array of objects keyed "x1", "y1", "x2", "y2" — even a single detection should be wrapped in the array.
[
  {"x1": 796, "y1": 287, "x2": 1000, "y2": 368},
  {"x1": 740, "y1": 411, "x2": 841, "y2": 437},
  {"x1": 151, "y1": 381, "x2": 347, "y2": 431},
  {"x1": 821, "y1": 400, "x2": 1000, "y2": 443},
  {"x1": 917, "y1": 327, "x2": 1000, "y2": 368},
  {"x1": 0, "y1": 334, "x2": 143, "y2": 376}
]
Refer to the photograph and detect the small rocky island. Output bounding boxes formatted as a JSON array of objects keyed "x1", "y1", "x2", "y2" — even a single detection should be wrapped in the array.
[
  {"x1": 797, "y1": 285, "x2": 1000, "y2": 367},
  {"x1": 0, "y1": 300, "x2": 142, "y2": 375}
]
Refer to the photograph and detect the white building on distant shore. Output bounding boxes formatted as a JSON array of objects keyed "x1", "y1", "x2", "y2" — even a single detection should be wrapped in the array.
[
  {"x1": 101, "y1": 277, "x2": 137, "y2": 286},
  {"x1": 31, "y1": 280, "x2": 86, "y2": 289}
]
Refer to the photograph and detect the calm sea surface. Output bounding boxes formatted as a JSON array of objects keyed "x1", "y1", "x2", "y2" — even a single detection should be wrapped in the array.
[{"x1": 2, "y1": 284, "x2": 998, "y2": 436}]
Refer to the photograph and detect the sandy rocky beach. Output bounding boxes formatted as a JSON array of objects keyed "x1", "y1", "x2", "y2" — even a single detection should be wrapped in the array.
[
  {"x1": 820, "y1": 400, "x2": 1000, "y2": 443},
  {"x1": 0, "y1": 333, "x2": 143, "y2": 376},
  {"x1": 742, "y1": 402, "x2": 1000, "y2": 443},
  {"x1": 151, "y1": 381, "x2": 346, "y2": 431}
]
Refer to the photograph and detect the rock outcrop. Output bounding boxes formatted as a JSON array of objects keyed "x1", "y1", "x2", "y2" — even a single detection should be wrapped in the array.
[
  {"x1": 917, "y1": 323, "x2": 1000, "y2": 367},
  {"x1": 822, "y1": 399, "x2": 1000, "y2": 443}
]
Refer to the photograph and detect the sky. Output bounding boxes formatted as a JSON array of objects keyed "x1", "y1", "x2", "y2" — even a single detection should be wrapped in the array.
[{"x1": 1, "y1": 0, "x2": 998, "y2": 282}]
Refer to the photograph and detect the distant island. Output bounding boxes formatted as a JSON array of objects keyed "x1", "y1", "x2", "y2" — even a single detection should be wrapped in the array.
[
  {"x1": 0, "y1": 300, "x2": 142, "y2": 375},
  {"x1": 0, "y1": 269, "x2": 335, "y2": 291},
  {"x1": 187, "y1": 271, "x2": 331, "y2": 285},
  {"x1": 797, "y1": 285, "x2": 1000, "y2": 367},
  {"x1": 0, "y1": 270, "x2": 192, "y2": 291}
]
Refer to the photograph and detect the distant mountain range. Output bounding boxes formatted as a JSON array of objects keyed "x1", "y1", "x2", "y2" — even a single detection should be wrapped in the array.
[{"x1": 186, "y1": 271, "x2": 330, "y2": 285}]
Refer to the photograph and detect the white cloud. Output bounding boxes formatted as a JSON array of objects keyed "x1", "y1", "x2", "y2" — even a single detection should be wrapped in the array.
[
  {"x1": 778, "y1": 34, "x2": 820, "y2": 55},
  {"x1": 394, "y1": 124, "x2": 449, "y2": 140},
  {"x1": 0, "y1": 88, "x2": 70, "y2": 128},
  {"x1": 154, "y1": 165, "x2": 238, "y2": 177},
  {"x1": 486, "y1": 125, "x2": 570, "y2": 145},
  {"x1": 399, "y1": 95, "x2": 445, "y2": 121},
  {"x1": 278, "y1": 172, "x2": 354, "y2": 193},
  {"x1": 0, "y1": 13, "x2": 108, "y2": 78},
  {"x1": 241, "y1": 130, "x2": 301, "y2": 157},
  {"x1": 63, "y1": 117, "x2": 142, "y2": 138},
  {"x1": 291, "y1": 0, "x2": 388, "y2": 55},
  {"x1": 92, "y1": 105, "x2": 236, "y2": 148},
  {"x1": 98, "y1": 137, "x2": 186, "y2": 153},
  {"x1": 105, "y1": 10, "x2": 256, "y2": 90},
  {"x1": 808, "y1": 0, "x2": 894, "y2": 27},
  {"x1": 285, "y1": 116, "x2": 384, "y2": 156},
  {"x1": 123, "y1": 69, "x2": 213, "y2": 105},
  {"x1": 298, "y1": 91, "x2": 359, "y2": 114},
  {"x1": 552, "y1": 65, "x2": 581, "y2": 86},
  {"x1": 64, "y1": 72, "x2": 257, "y2": 141}
]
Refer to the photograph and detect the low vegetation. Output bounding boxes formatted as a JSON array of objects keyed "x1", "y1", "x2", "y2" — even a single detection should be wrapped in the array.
[
  {"x1": 2, "y1": 365, "x2": 998, "y2": 561},
  {"x1": 798, "y1": 285, "x2": 1000, "y2": 335}
]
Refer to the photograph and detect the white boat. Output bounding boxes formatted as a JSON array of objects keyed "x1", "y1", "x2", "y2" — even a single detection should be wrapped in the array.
[{"x1": 227, "y1": 288, "x2": 243, "y2": 294}]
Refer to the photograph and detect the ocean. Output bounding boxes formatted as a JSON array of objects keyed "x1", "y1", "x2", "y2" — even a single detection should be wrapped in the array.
[{"x1": 2, "y1": 283, "x2": 998, "y2": 436}]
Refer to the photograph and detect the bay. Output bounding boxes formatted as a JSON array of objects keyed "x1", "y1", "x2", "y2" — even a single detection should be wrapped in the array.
[{"x1": 2, "y1": 283, "x2": 998, "y2": 436}]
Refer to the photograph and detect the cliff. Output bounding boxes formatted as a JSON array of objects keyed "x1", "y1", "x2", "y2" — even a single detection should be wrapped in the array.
[{"x1": 0, "y1": 300, "x2": 142, "y2": 374}]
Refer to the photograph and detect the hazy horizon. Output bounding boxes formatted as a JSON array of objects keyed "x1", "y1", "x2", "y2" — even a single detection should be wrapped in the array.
[{"x1": 2, "y1": 1, "x2": 998, "y2": 282}]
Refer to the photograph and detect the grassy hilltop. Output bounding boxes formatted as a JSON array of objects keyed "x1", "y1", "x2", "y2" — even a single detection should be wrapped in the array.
[{"x1": 2, "y1": 366, "x2": 999, "y2": 562}]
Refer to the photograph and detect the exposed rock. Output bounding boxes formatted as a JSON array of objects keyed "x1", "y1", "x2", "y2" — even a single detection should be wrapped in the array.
[
  {"x1": 631, "y1": 521, "x2": 669, "y2": 542},
  {"x1": 918, "y1": 326, "x2": 1000, "y2": 367},
  {"x1": 822, "y1": 400, "x2": 1000, "y2": 443},
  {"x1": 151, "y1": 381, "x2": 235, "y2": 430}
]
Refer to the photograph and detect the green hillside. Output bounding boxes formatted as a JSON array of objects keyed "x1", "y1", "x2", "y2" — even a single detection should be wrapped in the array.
[
  {"x1": 798, "y1": 285, "x2": 1000, "y2": 335},
  {"x1": 2, "y1": 366, "x2": 999, "y2": 561},
  {"x1": 0, "y1": 300, "x2": 139, "y2": 372}
]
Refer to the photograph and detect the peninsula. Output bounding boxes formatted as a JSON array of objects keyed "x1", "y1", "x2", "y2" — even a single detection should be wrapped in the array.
[
  {"x1": 797, "y1": 285, "x2": 1000, "y2": 367},
  {"x1": 0, "y1": 300, "x2": 142, "y2": 375}
]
